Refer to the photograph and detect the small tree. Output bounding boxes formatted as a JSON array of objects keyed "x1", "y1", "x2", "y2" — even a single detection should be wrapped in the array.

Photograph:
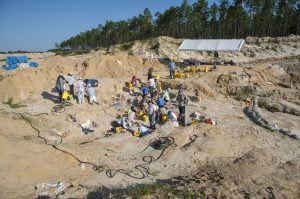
[{"x1": 55, "y1": 42, "x2": 60, "y2": 49}]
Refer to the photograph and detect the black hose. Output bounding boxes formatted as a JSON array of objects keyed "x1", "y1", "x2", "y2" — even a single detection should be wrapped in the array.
[{"x1": 17, "y1": 112, "x2": 177, "y2": 179}]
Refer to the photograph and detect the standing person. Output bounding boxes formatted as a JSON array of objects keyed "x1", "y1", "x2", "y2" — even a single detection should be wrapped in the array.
[
  {"x1": 155, "y1": 78, "x2": 161, "y2": 97},
  {"x1": 148, "y1": 77, "x2": 156, "y2": 99},
  {"x1": 75, "y1": 77, "x2": 86, "y2": 104},
  {"x1": 147, "y1": 100, "x2": 156, "y2": 130},
  {"x1": 147, "y1": 68, "x2": 154, "y2": 80},
  {"x1": 87, "y1": 83, "x2": 99, "y2": 105},
  {"x1": 169, "y1": 59, "x2": 176, "y2": 79},
  {"x1": 141, "y1": 84, "x2": 149, "y2": 103},
  {"x1": 55, "y1": 74, "x2": 65, "y2": 102},
  {"x1": 65, "y1": 72, "x2": 75, "y2": 96},
  {"x1": 177, "y1": 88, "x2": 189, "y2": 125}
]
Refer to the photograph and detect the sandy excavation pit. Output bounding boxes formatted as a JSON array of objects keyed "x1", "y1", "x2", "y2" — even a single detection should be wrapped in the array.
[{"x1": 0, "y1": 37, "x2": 300, "y2": 198}]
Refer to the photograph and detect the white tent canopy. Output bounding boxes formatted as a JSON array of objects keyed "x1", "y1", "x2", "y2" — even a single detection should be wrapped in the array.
[{"x1": 178, "y1": 39, "x2": 245, "y2": 52}]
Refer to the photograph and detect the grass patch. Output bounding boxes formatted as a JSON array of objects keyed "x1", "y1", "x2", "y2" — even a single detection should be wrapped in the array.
[
  {"x1": 108, "y1": 182, "x2": 207, "y2": 198},
  {"x1": 258, "y1": 98, "x2": 269, "y2": 108},
  {"x1": 3, "y1": 97, "x2": 27, "y2": 109},
  {"x1": 235, "y1": 86, "x2": 254, "y2": 101},
  {"x1": 48, "y1": 49, "x2": 90, "y2": 56},
  {"x1": 120, "y1": 42, "x2": 134, "y2": 51},
  {"x1": 260, "y1": 90, "x2": 274, "y2": 97},
  {"x1": 0, "y1": 76, "x2": 4, "y2": 81},
  {"x1": 128, "y1": 50, "x2": 134, "y2": 55}
]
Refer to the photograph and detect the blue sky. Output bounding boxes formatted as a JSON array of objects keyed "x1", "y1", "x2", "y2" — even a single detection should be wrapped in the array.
[{"x1": 0, "y1": 0, "x2": 218, "y2": 52}]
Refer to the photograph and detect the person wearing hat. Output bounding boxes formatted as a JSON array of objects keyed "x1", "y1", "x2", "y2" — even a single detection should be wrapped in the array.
[
  {"x1": 65, "y1": 72, "x2": 75, "y2": 96},
  {"x1": 55, "y1": 74, "x2": 65, "y2": 102},
  {"x1": 87, "y1": 83, "x2": 99, "y2": 105},
  {"x1": 168, "y1": 58, "x2": 176, "y2": 79},
  {"x1": 75, "y1": 77, "x2": 86, "y2": 104}
]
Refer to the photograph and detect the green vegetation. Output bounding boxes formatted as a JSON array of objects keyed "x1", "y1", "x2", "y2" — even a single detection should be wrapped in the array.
[
  {"x1": 47, "y1": 49, "x2": 91, "y2": 56},
  {"x1": 3, "y1": 97, "x2": 27, "y2": 109},
  {"x1": 150, "y1": 41, "x2": 160, "y2": 53},
  {"x1": 258, "y1": 98, "x2": 269, "y2": 108},
  {"x1": 57, "y1": 0, "x2": 300, "y2": 50},
  {"x1": 120, "y1": 42, "x2": 134, "y2": 51},
  {"x1": 235, "y1": 86, "x2": 254, "y2": 101},
  {"x1": 108, "y1": 183, "x2": 207, "y2": 199}
]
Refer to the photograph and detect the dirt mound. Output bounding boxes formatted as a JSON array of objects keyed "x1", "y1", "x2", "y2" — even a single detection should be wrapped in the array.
[
  {"x1": 109, "y1": 35, "x2": 300, "y2": 64},
  {"x1": 0, "y1": 53, "x2": 164, "y2": 102},
  {"x1": 1, "y1": 36, "x2": 300, "y2": 199}
]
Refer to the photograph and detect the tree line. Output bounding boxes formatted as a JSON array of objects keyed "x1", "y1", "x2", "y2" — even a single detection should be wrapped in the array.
[{"x1": 58, "y1": 0, "x2": 300, "y2": 50}]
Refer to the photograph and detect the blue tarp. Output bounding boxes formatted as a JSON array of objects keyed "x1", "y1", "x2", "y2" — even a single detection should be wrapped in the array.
[
  {"x1": 6, "y1": 56, "x2": 28, "y2": 65},
  {"x1": 2, "y1": 64, "x2": 18, "y2": 70},
  {"x1": 29, "y1": 62, "x2": 38, "y2": 68},
  {"x1": 2, "y1": 56, "x2": 38, "y2": 70}
]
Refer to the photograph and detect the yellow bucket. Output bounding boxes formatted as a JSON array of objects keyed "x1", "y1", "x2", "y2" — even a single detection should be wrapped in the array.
[
  {"x1": 185, "y1": 73, "x2": 189, "y2": 78},
  {"x1": 115, "y1": 127, "x2": 122, "y2": 134},
  {"x1": 156, "y1": 74, "x2": 160, "y2": 79},
  {"x1": 162, "y1": 114, "x2": 167, "y2": 122},
  {"x1": 62, "y1": 91, "x2": 71, "y2": 100},
  {"x1": 205, "y1": 66, "x2": 208, "y2": 73},
  {"x1": 137, "y1": 111, "x2": 144, "y2": 117},
  {"x1": 143, "y1": 115, "x2": 148, "y2": 122},
  {"x1": 134, "y1": 131, "x2": 140, "y2": 137},
  {"x1": 129, "y1": 83, "x2": 133, "y2": 89},
  {"x1": 176, "y1": 72, "x2": 183, "y2": 79}
]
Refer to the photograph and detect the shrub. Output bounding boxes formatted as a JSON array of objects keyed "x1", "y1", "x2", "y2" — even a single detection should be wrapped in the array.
[
  {"x1": 235, "y1": 86, "x2": 254, "y2": 101},
  {"x1": 120, "y1": 42, "x2": 134, "y2": 51}
]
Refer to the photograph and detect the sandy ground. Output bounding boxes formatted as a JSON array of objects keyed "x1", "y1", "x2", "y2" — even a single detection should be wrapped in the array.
[{"x1": 0, "y1": 38, "x2": 300, "y2": 198}]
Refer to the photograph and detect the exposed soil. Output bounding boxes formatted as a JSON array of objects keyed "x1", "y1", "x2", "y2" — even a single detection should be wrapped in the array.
[{"x1": 0, "y1": 36, "x2": 299, "y2": 199}]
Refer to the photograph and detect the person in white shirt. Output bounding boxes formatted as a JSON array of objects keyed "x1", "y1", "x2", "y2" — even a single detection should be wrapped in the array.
[
  {"x1": 148, "y1": 78, "x2": 156, "y2": 99},
  {"x1": 65, "y1": 72, "x2": 75, "y2": 96},
  {"x1": 75, "y1": 77, "x2": 86, "y2": 104},
  {"x1": 167, "y1": 111, "x2": 177, "y2": 122}
]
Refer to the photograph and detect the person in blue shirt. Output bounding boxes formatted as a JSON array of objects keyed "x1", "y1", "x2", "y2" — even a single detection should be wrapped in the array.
[
  {"x1": 157, "y1": 97, "x2": 165, "y2": 108},
  {"x1": 169, "y1": 59, "x2": 176, "y2": 79},
  {"x1": 141, "y1": 84, "x2": 149, "y2": 102}
]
